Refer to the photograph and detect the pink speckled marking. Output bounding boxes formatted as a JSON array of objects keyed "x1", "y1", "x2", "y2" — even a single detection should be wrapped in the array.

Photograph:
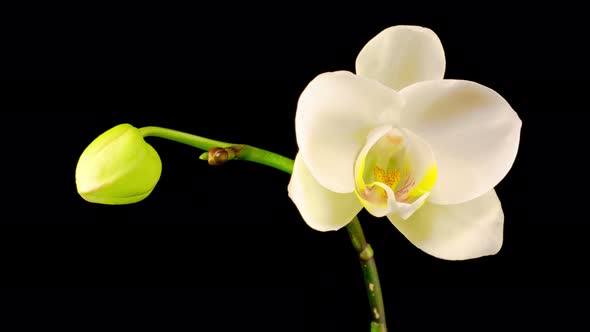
[{"x1": 394, "y1": 175, "x2": 415, "y2": 203}]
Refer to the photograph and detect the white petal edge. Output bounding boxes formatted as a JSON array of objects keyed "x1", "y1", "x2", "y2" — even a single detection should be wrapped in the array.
[
  {"x1": 400, "y1": 80, "x2": 522, "y2": 205},
  {"x1": 356, "y1": 25, "x2": 446, "y2": 91},
  {"x1": 388, "y1": 190, "x2": 503, "y2": 260},
  {"x1": 288, "y1": 153, "x2": 363, "y2": 232},
  {"x1": 296, "y1": 71, "x2": 404, "y2": 193}
]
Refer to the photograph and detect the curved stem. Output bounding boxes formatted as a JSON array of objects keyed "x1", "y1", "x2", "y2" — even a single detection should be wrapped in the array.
[
  {"x1": 140, "y1": 126, "x2": 234, "y2": 150},
  {"x1": 140, "y1": 125, "x2": 386, "y2": 331},
  {"x1": 347, "y1": 217, "x2": 387, "y2": 332},
  {"x1": 232, "y1": 144, "x2": 294, "y2": 174},
  {"x1": 139, "y1": 126, "x2": 293, "y2": 173}
]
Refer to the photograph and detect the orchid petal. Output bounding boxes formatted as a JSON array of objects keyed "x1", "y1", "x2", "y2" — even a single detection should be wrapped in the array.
[
  {"x1": 356, "y1": 25, "x2": 445, "y2": 91},
  {"x1": 388, "y1": 190, "x2": 503, "y2": 260},
  {"x1": 400, "y1": 80, "x2": 521, "y2": 205},
  {"x1": 288, "y1": 153, "x2": 363, "y2": 231},
  {"x1": 296, "y1": 71, "x2": 403, "y2": 193}
]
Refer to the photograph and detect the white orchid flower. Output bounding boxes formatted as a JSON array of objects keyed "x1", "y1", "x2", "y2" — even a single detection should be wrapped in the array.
[{"x1": 288, "y1": 25, "x2": 522, "y2": 260}]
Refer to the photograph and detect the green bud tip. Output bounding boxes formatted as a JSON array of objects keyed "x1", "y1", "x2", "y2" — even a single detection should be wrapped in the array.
[
  {"x1": 198, "y1": 152, "x2": 209, "y2": 160},
  {"x1": 75, "y1": 123, "x2": 162, "y2": 205}
]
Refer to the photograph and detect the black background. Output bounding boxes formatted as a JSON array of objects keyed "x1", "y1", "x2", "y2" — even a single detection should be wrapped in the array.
[{"x1": 1, "y1": 3, "x2": 587, "y2": 331}]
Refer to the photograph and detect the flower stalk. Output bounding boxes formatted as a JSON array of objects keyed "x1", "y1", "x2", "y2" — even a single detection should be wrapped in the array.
[
  {"x1": 140, "y1": 126, "x2": 293, "y2": 173},
  {"x1": 139, "y1": 126, "x2": 387, "y2": 331},
  {"x1": 347, "y1": 217, "x2": 387, "y2": 332}
]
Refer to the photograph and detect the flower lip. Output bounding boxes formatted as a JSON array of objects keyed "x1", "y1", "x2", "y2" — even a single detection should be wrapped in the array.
[{"x1": 354, "y1": 125, "x2": 437, "y2": 219}]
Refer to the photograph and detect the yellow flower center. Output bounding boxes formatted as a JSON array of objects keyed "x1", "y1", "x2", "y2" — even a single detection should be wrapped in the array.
[
  {"x1": 373, "y1": 166, "x2": 401, "y2": 189},
  {"x1": 353, "y1": 126, "x2": 438, "y2": 219}
]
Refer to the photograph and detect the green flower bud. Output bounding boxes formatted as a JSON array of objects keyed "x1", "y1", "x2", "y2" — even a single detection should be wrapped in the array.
[{"x1": 75, "y1": 123, "x2": 162, "y2": 205}]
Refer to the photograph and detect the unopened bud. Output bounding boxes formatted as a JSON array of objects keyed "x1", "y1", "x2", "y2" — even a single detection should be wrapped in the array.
[{"x1": 75, "y1": 123, "x2": 162, "y2": 205}]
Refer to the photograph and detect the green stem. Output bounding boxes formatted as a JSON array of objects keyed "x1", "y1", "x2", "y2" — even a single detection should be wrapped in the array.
[
  {"x1": 141, "y1": 125, "x2": 386, "y2": 331},
  {"x1": 140, "y1": 126, "x2": 234, "y2": 150},
  {"x1": 139, "y1": 126, "x2": 293, "y2": 173},
  {"x1": 347, "y1": 217, "x2": 387, "y2": 332}
]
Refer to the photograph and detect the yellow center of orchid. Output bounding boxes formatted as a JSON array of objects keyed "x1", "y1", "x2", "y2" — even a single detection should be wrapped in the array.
[
  {"x1": 373, "y1": 166, "x2": 401, "y2": 189},
  {"x1": 354, "y1": 126, "x2": 438, "y2": 219}
]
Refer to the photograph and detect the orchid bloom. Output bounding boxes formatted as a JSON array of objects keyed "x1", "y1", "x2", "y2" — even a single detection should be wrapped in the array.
[{"x1": 288, "y1": 26, "x2": 521, "y2": 260}]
